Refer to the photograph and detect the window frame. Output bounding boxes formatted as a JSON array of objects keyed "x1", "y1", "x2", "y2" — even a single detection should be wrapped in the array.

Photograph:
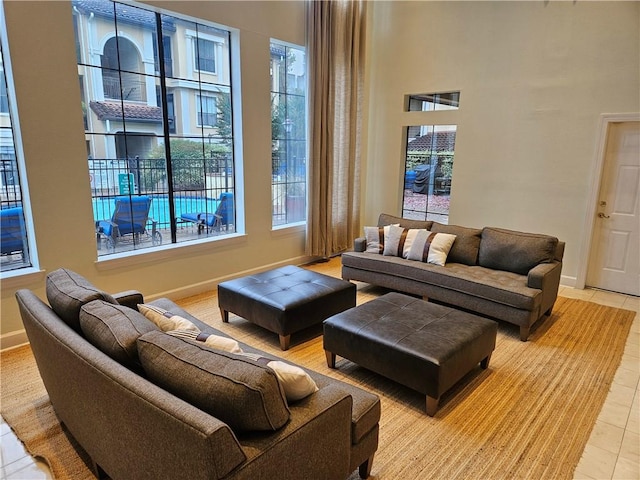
[
  {"x1": 270, "y1": 40, "x2": 308, "y2": 228},
  {"x1": 0, "y1": 0, "x2": 37, "y2": 277},
  {"x1": 74, "y1": 0, "x2": 240, "y2": 259}
]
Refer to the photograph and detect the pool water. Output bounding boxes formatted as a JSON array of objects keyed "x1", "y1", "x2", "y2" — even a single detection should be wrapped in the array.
[{"x1": 93, "y1": 196, "x2": 220, "y2": 227}]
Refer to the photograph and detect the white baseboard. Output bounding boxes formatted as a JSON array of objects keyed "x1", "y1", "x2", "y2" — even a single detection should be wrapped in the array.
[
  {"x1": 0, "y1": 329, "x2": 29, "y2": 352},
  {"x1": 140, "y1": 255, "x2": 317, "y2": 302},
  {"x1": 560, "y1": 275, "x2": 577, "y2": 288}
]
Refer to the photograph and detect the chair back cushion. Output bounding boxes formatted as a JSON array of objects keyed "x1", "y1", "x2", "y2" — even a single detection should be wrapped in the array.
[
  {"x1": 46, "y1": 268, "x2": 118, "y2": 331},
  {"x1": 112, "y1": 196, "x2": 151, "y2": 235},
  {"x1": 137, "y1": 331, "x2": 290, "y2": 432}
]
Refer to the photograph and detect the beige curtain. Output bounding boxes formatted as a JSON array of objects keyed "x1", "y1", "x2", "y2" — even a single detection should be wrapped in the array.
[{"x1": 306, "y1": 0, "x2": 366, "y2": 258}]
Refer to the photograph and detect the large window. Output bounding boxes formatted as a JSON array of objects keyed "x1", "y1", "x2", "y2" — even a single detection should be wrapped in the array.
[
  {"x1": 402, "y1": 91, "x2": 459, "y2": 224},
  {"x1": 402, "y1": 125, "x2": 456, "y2": 224},
  {"x1": 73, "y1": 0, "x2": 236, "y2": 256},
  {"x1": 0, "y1": 10, "x2": 32, "y2": 273},
  {"x1": 270, "y1": 42, "x2": 307, "y2": 226}
]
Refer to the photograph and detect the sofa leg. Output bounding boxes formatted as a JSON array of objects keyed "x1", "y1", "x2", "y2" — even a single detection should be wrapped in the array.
[
  {"x1": 359, "y1": 454, "x2": 375, "y2": 479},
  {"x1": 520, "y1": 325, "x2": 530, "y2": 342},
  {"x1": 545, "y1": 304, "x2": 554, "y2": 316},
  {"x1": 480, "y1": 352, "x2": 492, "y2": 369},
  {"x1": 325, "y1": 350, "x2": 336, "y2": 368},
  {"x1": 91, "y1": 460, "x2": 108, "y2": 480},
  {"x1": 220, "y1": 308, "x2": 229, "y2": 323},
  {"x1": 279, "y1": 334, "x2": 291, "y2": 351},
  {"x1": 426, "y1": 395, "x2": 439, "y2": 416}
]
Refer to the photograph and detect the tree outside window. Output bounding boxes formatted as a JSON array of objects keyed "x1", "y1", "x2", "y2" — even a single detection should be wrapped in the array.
[{"x1": 270, "y1": 41, "x2": 307, "y2": 226}]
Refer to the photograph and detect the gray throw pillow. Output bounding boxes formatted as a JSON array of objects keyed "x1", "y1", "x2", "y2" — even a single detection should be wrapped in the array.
[
  {"x1": 478, "y1": 227, "x2": 558, "y2": 275},
  {"x1": 80, "y1": 300, "x2": 159, "y2": 370},
  {"x1": 46, "y1": 268, "x2": 118, "y2": 331},
  {"x1": 137, "y1": 331, "x2": 290, "y2": 432},
  {"x1": 431, "y1": 222, "x2": 482, "y2": 265}
]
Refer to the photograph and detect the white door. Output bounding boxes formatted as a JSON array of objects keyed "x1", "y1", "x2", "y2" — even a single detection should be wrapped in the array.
[{"x1": 587, "y1": 121, "x2": 640, "y2": 296}]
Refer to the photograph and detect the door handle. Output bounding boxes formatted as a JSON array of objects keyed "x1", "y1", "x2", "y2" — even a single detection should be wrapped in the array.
[{"x1": 598, "y1": 212, "x2": 610, "y2": 219}]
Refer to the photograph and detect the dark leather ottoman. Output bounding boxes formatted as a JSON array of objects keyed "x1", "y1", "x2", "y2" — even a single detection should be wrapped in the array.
[
  {"x1": 218, "y1": 265, "x2": 356, "y2": 350},
  {"x1": 324, "y1": 292, "x2": 498, "y2": 416}
]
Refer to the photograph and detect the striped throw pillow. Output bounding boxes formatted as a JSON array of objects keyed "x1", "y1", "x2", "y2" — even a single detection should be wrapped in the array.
[
  {"x1": 165, "y1": 329, "x2": 242, "y2": 353},
  {"x1": 383, "y1": 225, "x2": 457, "y2": 266}
]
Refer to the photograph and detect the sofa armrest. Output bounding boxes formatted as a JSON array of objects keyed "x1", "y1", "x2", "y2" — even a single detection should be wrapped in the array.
[
  {"x1": 528, "y1": 261, "x2": 562, "y2": 314},
  {"x1": 354, "y1": 237, "x2": 366, "y2": 252},
  {"x1": 236, "y1": 384, "x2": 353, "y2": 478},
  {"x1": 113, "y1": 290, "x2": 144, "y2": 309}
]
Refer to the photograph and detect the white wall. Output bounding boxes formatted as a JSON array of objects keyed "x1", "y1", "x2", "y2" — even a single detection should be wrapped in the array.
[
  {"x1": 362, "y1": 1, "x2": 639, "y2": 286},
  {"x1": 0, "y1": 0, "x2": 307, "y2": 343}
]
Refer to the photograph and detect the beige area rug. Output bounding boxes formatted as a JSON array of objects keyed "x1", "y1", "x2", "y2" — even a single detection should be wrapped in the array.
[{"x1": 0, "y1": 290, "x2": 635, "y2": 480}]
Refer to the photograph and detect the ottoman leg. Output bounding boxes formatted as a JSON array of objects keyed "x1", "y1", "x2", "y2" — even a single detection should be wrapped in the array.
[
  {"x1": 220, "y1": 308, "x2": 229, "y2": 323},
  {"x1": 426, "y1": 396, "x2": 439, "y2": 417},
  {"x1": 279, "y1": 334, "x2": 291, "y2": 351},
  {"x1": 325, "y1": 350, "x2": 336, "y2": 368},
  {"x1": 481, "y1": 352, "x2": 492, "y2": 369}
]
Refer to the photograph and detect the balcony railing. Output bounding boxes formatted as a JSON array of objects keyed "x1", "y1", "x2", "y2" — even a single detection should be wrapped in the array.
[{"x1": 102, "y1": 75, "x2": 146, "y2": 102}]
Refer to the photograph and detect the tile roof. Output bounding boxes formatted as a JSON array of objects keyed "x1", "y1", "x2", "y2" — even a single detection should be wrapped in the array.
[
  {"x1": 72, "y1": 0, "x2": 176, "y2": 32},
  {"x1": 89, "y1": 101, "x2": 163, "y2": 123},
  {"x1": 407, "y1": 131, "x2": 456, "y2": 152}
]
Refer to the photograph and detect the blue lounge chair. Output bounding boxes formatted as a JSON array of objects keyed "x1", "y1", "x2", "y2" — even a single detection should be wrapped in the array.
[
  {"x1": 96, "y1": 196, "x2": 161, "y2": 249},
  {"x1": 1, "y1": 206, "x2": 28, "y2": 258},
  {"x1": 180, "y1": 192, "x2": 234, "y2": 234}
]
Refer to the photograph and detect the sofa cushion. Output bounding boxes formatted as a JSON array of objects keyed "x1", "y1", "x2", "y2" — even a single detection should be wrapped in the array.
[
  {"x1": 138, "y1": 304, "x2": 199, "y2": 332},
  {"x1": 431, "y1": 222, "x2": 482, "y2": 266},
  {"x1": 79, "y1": 300, "x2": 159, "y2": 369},
  {"x1": 46, "y1": 268, "x2": 118, "y2": 332},
  {"x1": 341, "y1": 251, "x2": 541, "y2": 311},
  {"x1": 137, "y1": 331, "x2": 290, "y2": 432},
  {"x1": 479, "y1": 227, "x2": 558, "y2": 275},
  {"x1": 377, "y1": 213, "x2": 433, "y2": 230}
]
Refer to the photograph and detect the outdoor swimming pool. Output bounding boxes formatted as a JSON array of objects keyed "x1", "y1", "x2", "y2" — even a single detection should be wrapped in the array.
[{"x1": 92, "y1": 196, "x2": 220, "y2": 227}]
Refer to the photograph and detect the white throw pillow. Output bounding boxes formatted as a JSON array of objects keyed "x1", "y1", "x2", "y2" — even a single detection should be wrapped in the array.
[
  {"x1": 137, "y1": 304, "x2": 199, "y2": 332},
  {"x1": 364, "y1": 224, "x2": 399, "y2": 254},
  {"x1": 405, "y1": 231, "x2": 457, "y2": 266},
  {"x1": 165, "y1": 329, "x2": 243, "y2": 354},
  {"x1": 236, "y1": 352, "x2": 319, "y2": 402},
  {"x1": 383, "y1": 225, "x2": 430, "y2": 258}
]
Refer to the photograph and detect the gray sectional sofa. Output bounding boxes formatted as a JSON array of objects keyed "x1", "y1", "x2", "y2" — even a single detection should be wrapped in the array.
[
  {"x1": 15, "y1": 268, "x2": 380, "y2": 480},
  {"x1": 342, "y1": 214, "x2": 564, "y2": 341}
]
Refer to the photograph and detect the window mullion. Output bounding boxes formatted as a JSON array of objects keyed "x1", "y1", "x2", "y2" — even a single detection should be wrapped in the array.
[{"x1": 155, "y1": 12, "x2": 177, "y2": 244}]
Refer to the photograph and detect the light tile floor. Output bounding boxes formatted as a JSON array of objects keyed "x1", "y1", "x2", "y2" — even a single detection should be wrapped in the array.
[{"x1": 1, "y1": 285, "x2": 638, "y2": 480}]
